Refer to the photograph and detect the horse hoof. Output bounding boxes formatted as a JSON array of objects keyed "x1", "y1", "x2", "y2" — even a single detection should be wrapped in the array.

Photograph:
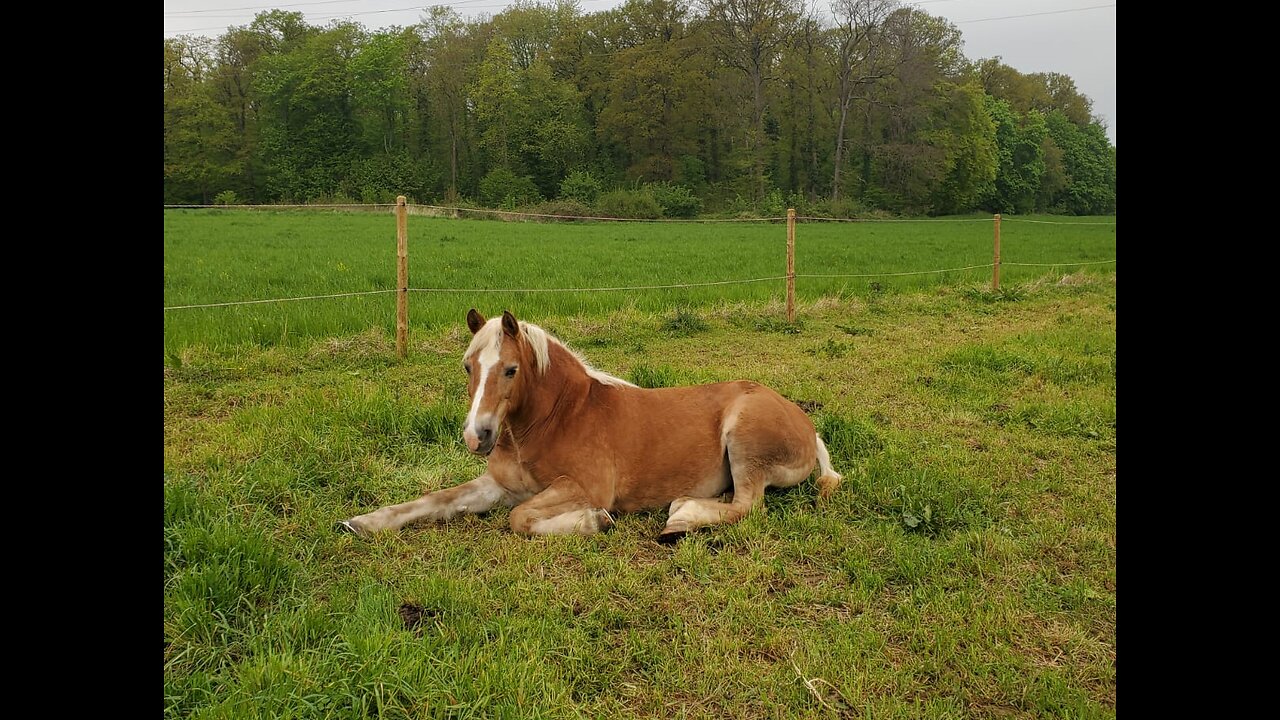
[
  {"x1": 335, "y1": 519, "x2": 367, "y2": 537},
  {"x1": 657, "y1": 526, "x2": 688, "y2": 544},
  {"x1": 595, "y1": 509, "x2": 615, "y2": 531}
]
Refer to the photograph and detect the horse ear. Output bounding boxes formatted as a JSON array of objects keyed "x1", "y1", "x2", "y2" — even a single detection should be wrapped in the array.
[
  {"x1": 501, "y1": 310, "x2": 520, "y2": 338},
  {"x1": 466, "y1": 309, "x2": 486, "y2": 335}
]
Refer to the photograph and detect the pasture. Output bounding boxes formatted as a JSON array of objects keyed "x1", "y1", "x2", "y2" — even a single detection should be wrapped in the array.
[
  {"x1": 164, "y1": 211, "x2": 1116, "y2": 718},
  {"x1": 162, "y1": 210, "x2": 1116, "y2": 352}
]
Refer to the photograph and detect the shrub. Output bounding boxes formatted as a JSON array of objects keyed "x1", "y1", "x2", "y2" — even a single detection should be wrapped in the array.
[
  {"x1": 344, "y1": 151, "x2": 438, "y2": 204},
  {"x1": 760, "y1": 188, "x2": 787, "y2": 218},
  {"x1": 647, "y1": 183, "x2": 702, "y2": 218},
  {"x1": 595, "y1": 188, "x2": 663, "y2": 219},
  {"x1": 213, "y1": 190, "x2": 239, "y2": 206},
  {"x1": 559, "y1": 170, "x2": 603, "y2": 203},
  {"x1": 515, "y1": 199, "x2": 596, "y2": 220},
  {"x1": 479, "y1": 168, "x2": 542, "y2": 208}
]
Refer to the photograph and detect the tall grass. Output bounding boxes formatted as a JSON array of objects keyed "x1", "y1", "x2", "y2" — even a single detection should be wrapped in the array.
[
  {"x1": 164, "y1": 279, "x2": 1117, "y2": 718},
  {"x1": 163, "y1": 210, "x2": 1116, "y2": 351}
]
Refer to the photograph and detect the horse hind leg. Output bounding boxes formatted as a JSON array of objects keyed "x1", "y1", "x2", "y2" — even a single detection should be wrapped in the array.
[
  {"x1": 814, "y1": 433, "x2": 842, "y2": 499},
  {"x1": 659, "y1": 456, "x2": 811, "y2": 543}
]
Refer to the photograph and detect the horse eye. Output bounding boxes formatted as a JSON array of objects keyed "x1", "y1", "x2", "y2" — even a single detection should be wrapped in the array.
[{"x1": 505, "y1": 367, "x2": 518, "y2": 378}]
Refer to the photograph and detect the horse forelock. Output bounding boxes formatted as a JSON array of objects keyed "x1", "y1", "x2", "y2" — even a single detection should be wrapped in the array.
[
  {"x1": 464, "y1": 319, "x2": 550, "y2": 375},
  {"x1": 463, "y1": 319, "x2": 504, "y2": 365}
]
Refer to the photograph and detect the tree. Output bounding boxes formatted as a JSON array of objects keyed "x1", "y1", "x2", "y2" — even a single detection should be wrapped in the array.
[
  {"x1": 161, "y1": 3, "x2": 1114, "y2": 214},
  {"x1": 700, "y1": 0, "x2": 802, "y2": 199},
  {"x1": 1044, "y1": 111, "x2": 1115, "y2": 214},
  {"x1": 470, "y1": 38, "x2": 521, "y2": 171},
  {"x1": 986, "y1": 98, "x2": 1046, "y2": 213},
  {"x1": 595, "y1": 1, "x2": 709, "y2": 180},
  {"x1": 828, "y1": 0, "x2": 895, "y2": 200},
  {"x1": 420, "y1": 7, "x2": 477, "y2": 199},
  {"x1": 164, "y1": 37, "x2": 237, "y2": 203}
]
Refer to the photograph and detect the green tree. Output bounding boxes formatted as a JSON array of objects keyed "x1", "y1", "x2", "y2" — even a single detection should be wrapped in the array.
[
  {"x1": 1044, "y1": 111, "x2": 1115, "y2": 214},
  {"x1": 161, "y1": 3, "x2": 1113, "y2": 214},
  {"x1": 701, "y1": 0, "x2": 802, "y2": 200},
  {"x1": 595, "y1": 1, "x2": 709, "y2": 180},
  {"x1": 986, "y1": 97, "x2": 1046, "y2": 213},
  {"x1": 829, "y1": 0, "x2": 896, "y2": 201},
  {"x1": 420, "y1": 7, "x2": 479, "y2": 200},
  {"x1": 164, "y1": 37, "x2": 237, "y2": 203}
]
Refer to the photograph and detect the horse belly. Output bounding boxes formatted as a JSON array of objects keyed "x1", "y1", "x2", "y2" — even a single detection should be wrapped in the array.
[{"x1": 610, "y1": 388, "x2": 737, "y2": 512}]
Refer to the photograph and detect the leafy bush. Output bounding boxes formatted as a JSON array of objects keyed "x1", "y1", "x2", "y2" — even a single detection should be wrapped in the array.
[
  {"x1": 760, "y1": 188, "x2": 787, "y2": 218},
  {"x1": 213, "y1": 190, "x2": 239, "y2": 206},
  {"x1": 479, "y1": 168, "x2": 543, "y2": 208},
  {"x1": 595, "y1": 188, "x2": 663, "y2": 219},
  {"x1": 677, "y1": 155, "x2": 708, "y2": 190},
  {"x1": 515, "y1": 199, "x2": 596, "y2": 220},
  {"x1": 344, "y1": 151, "x2": 438, "y2": 204},
  {"x1": 647, "y1": 183, "x2": 702, "y2": 218},
  {"x1": 559, "y1": 170, "x2": 603, "y2": 203}
]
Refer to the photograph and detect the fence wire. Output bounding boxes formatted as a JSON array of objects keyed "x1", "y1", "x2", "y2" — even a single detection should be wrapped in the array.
[
  {"x1": 163, "y1": 262, "x2": 1117, "y2": 311},
  {"x1": 164, "y1": 203, "x2": 398, "y2": 210},
  {"x1": 163, "y1": 289, "x2": 397, "y2": 311},
  {"x1": 163, "y1": 205, "x2": 1115, "y2": 311},
  {"x1": 409, "y1": 204, "x2": 784, "y2": 223},
  {"x1": 1000, "y1": 218, "x2": 1117, "y2": 226}
]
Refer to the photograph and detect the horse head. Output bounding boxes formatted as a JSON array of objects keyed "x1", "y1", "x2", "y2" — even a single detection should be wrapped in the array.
[{"x1": 462, "y1": 308, "x2": 530, "y2": 455}]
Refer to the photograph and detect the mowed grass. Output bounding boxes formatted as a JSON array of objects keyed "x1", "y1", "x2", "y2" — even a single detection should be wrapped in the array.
[
  {"x1": 162, "y1": 210, "x2": 1116, "y2": 352},
  {"x1": 164, "y1": 275, "x2": 1116, "y2": 719}
]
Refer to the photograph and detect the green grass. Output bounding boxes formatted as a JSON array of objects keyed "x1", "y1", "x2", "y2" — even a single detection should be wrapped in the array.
[
  {"x1": 164, "y1": 276, "x2": 1116, "y2": 718},
  {"x1": 163, "y1": 210, "x2": 1116, "y2": 352}
]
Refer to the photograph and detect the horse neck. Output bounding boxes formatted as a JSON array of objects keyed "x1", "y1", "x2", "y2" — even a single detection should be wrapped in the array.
[{"x1": 507, "y1": 339, "x2": 590, "y2": 440}]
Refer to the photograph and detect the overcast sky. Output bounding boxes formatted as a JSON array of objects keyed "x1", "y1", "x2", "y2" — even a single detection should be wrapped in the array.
[{"x1": 164, "y1": 0, "x2": 1116, "y2": 143}]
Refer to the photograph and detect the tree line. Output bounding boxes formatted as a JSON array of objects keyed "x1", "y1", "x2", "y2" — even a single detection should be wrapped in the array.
[{"x1": 163, "y1": 0, "x2": 1116, "y2": 216}]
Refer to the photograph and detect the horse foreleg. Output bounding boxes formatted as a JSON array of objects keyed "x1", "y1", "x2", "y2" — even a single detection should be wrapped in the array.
[
  {"x1": 339, "y1": 474, "x2": 515, "y2": 536},
  {"x1": 509, "y1": 477, "x2": 614, "y2": 536}
]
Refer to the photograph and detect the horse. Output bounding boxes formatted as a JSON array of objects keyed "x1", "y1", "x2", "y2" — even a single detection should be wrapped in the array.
[{"x1": 339, "y1": 309, "x2": 842, "y2": 542}]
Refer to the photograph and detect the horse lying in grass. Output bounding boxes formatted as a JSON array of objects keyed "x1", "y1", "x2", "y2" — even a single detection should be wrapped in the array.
[{"x1": 340, "y1": 309, "x2": 842, "y2": 542}]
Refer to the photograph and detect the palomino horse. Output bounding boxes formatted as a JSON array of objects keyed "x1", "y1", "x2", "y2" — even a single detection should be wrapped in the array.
[{"x1": 340, "y1": 310, "x2": 841, "y2": 541}]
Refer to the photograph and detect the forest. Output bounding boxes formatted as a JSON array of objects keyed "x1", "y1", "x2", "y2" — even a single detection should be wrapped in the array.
[{"x1": 163, "y1": 0, "x2": 1117, "y2": 216}]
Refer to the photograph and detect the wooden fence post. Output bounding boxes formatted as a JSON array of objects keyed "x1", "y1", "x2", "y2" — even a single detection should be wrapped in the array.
[
  {"x1": 992, "y1": 213, "x2": 1002, "y2": 292},
  {"x1": 396, "y1": 196, "x2": 409, "y2": 359},
  {"x1": 786, "y1": 208, "x2": 796, "y2": 323}
]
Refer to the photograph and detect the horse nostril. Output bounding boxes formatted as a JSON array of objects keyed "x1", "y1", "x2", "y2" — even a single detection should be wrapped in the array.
[{"x1": 479, "y1": 427, "x2": 493, "y2": 444}]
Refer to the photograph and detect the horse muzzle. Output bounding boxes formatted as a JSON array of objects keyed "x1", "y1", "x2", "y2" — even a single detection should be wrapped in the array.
[{"x1": 464, "y1": 422, "x2": 497, "y2": 456}]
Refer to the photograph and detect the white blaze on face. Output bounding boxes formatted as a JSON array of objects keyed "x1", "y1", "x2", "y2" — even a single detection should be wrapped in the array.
[{"x1": 463, "y1": 321, "x2": 503, "y2": 450}]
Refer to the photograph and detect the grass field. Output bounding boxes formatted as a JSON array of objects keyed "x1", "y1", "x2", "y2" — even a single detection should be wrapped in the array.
[
  {"x1": 164, "y1": 271, "x2": 1116, "y2": 718},
  {"x1": 162, "y1": 210, "x2": 1116, "y2": 352}
]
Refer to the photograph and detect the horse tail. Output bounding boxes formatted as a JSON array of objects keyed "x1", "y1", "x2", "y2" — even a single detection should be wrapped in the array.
[{"x1": 814, "y1": 433, "x2": 842, "y2": 499}]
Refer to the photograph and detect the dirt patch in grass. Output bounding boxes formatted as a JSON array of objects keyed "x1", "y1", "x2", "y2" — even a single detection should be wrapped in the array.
[{"x1": 398, "y1": 602, "x2": 438, "y2": 632}]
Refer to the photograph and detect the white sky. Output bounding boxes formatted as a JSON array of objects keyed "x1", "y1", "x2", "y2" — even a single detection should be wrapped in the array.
[{"x1": 163, "y1": 0, "x2": 1116, "y2": 143}]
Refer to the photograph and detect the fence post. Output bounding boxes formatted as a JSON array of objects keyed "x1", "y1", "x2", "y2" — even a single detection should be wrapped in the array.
[
  {"x1": 992, "y1": 213, "x2": 1001, "y2": 292},
  {"x1": 786, "y1": 208, "x2": 796, "y2": 323},
  {"x1": 396, "y1": 196, "x2": 409, "y2": 359}
]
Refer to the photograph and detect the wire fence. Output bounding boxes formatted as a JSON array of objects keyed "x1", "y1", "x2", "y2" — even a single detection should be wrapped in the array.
[{"x1": 163, "y1": 204, "x2": 1117, "y2": 322}]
